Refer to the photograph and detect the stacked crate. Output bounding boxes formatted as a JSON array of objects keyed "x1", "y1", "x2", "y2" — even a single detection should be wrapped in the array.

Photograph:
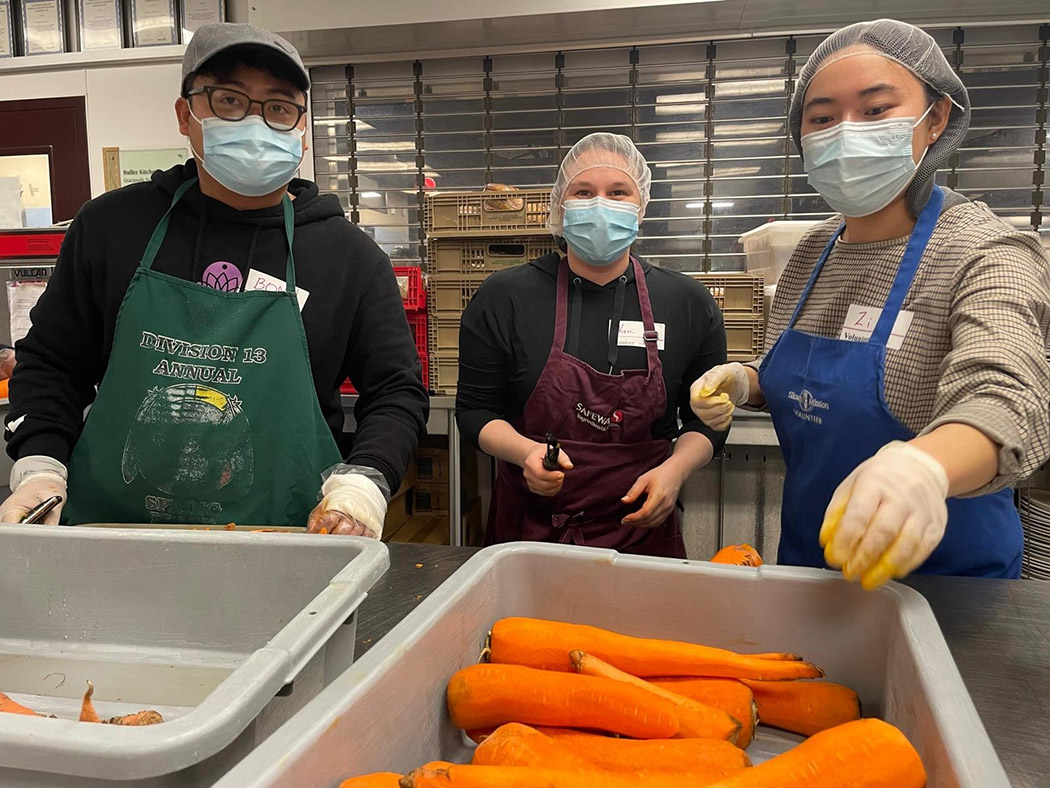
[
  {"x1": 691, "y1": 273, "x2": 766, "y2": 361},
  {"x1": 424, "y1": 190, "x2": 555, "y2": 394},
  {"x1": 341, "y1": 266, "x2": 429, "y2": 394}
]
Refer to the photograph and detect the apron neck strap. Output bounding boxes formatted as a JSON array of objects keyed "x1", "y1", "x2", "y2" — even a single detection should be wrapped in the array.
[
  {"x1": 140, "y1": 178, "x2": 297, "y2": 294},
  {"x1": 786, "y1": 185, "x2": 945, "y2": 347},
  {"x1": 870, "y1": 184, "x2": 943, "y2": 345},
  {"x1": 140, "y1": 178, "x2": 198, "y2": 271},
  {"x1": 553, "y1": 256, "x2": 659, "y2": 372}
]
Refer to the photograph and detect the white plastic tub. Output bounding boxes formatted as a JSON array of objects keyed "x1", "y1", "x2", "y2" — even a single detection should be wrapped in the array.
[
  {"x1": 740, "y1": 220, "x2": 819, "y2": 285},
  {"x1": 214, "y1": 542, "x2": 1009, "y2": 788},
  {"x1": 0, "y1": 525, "x2": 389, "y2": 787}
]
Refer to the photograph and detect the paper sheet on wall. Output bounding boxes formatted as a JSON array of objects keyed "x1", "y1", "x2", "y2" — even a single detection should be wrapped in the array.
[
  {"x1": 0, "y1": 177, "x2": 23, "y2": 228},
  {"x1": 7, "y1": 280, "x2": 48, "y2": 345}
]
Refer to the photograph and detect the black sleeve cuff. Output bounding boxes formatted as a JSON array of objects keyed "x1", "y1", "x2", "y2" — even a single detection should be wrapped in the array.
[{"x1": 679, "y1": 419, "x2": 728, "y2": 455}]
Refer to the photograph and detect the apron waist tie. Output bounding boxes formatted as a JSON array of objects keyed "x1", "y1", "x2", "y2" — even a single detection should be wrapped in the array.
[{"x1": 552, "y1": 510, "x2": 586, "y2": 546}]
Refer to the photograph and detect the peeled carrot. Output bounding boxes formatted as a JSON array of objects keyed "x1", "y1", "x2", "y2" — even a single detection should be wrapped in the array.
[
  {"x1": 742, "y1": 679, "x2": 861, "y2": 737},
  {"x1": 472, "y1": 723, "x2": 594, "y2": 768},
  {"x1": 0, "y1": 691, "x2": 41, "y2": 717},
  {"x1": 570, "y1": 650, "x2": 740, "y2": 743},
  {"x1": 400, "y1": 765, "x2": 740, "y2": 788},
  {"x1": 652, "y1": 678, "x2": 757, "y2": 748},
  {"x1": 446, "y1": 663, "x2": 679, "y2": 739},
  {"x1": 489, "y1": 618, "x2": 823, "y2": 680},
  {"x1": 707, "y1": 718, "x2": 926, "y2": 787},
  {"x1": 79, "y1": 682, "x2": 100, "y2": 723},
  {"x1": 539, "y1": 727, "x2": 751, "y2": 771},
  {"x1": 710, "y1": 544, "x2": 763, "y2": 567},
  {"x1": 339, "y1": 774, "x2": 401, "y2": 788}
]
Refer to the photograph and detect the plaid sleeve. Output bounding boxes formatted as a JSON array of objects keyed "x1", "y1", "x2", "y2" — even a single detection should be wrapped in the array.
[{"x1": 921, "y1": 231, "x2": 1050, "y2": 494}]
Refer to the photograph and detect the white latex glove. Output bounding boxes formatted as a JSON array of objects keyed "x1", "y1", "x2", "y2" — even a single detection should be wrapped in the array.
[
  {"x1": 307, "y1": 472, "x2": 387, "y2": 538},
  {"x1": 820, "y1": 441, "x2": 949, "y2": 590},
  {"x1": 689, "y1": 363, "x2": 751, "y2": 431},
  {"x1": 1, "y1": 456, "x2": 68, "y2": 524}
]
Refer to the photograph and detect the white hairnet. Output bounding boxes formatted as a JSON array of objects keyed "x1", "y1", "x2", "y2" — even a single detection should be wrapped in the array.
[
  {"x1": 548, "y1": 132, "x2": 652, "y2": 235},
  {"x1": 790, "y1": 19, "x2": 970, "y2": 217}
]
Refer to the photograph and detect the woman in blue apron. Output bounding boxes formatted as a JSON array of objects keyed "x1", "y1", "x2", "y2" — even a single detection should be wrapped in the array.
[{"x1": 691, "y1": 19, "x2": 1050, "y2": 588}]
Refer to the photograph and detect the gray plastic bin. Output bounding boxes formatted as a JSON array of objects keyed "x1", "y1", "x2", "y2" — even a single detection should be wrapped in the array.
[
  {"x1": 214, "y1": 542, "x2": 1009, "y2": 788},
  {"x1": 0, "y1": 525, "x2": 389, "y2": 786}
]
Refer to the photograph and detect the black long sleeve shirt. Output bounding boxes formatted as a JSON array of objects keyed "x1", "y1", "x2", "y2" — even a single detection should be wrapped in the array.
[{"x1": 455, "y1": 253, "x2": 728, "y2": 452}]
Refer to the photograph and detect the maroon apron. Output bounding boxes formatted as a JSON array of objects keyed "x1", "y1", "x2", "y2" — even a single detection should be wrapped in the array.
[{"x1": 485, "y1": 257, "x2": 686, "y2": 558}]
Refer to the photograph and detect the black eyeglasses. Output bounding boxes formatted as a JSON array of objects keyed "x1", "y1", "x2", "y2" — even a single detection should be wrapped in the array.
[{"x1": 187, "y1": 85, "x2": 306, "y2": 131}]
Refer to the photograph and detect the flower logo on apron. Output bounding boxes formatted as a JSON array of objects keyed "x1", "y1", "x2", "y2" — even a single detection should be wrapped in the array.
[{"x1": 201, "y1": 261, "x2": 242, "y2": 292}]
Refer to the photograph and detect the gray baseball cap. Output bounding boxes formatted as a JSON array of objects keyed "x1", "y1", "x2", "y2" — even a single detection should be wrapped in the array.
[{"x1": 182, "y1": 22, "x2": 310, "y2": 92}]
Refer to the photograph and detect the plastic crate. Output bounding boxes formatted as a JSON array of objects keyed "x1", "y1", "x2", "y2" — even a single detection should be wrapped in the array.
[
  {"x1": 738, "y1": 220, "x2": 819, "y2": 286},
  {"x1": 429, "y1": 352, "x2": 458, "y2": 395},
  {"x1": 428, "y1": 317, "x2": 460, "y2": 355},
  {"x1": 692, "y1": 273, "x2": 765, "y2": 315},
  {"x1": 0, "y1": 525, "x2": 388, "y2": 787},
  {"x1": 427, "y1": 237, "x2": 557, "y2": 274},
  {"x1": 428, "y1": 273, "x2": 491, "y2": 316},
  {"x1": 393, "y1": 265, "x2": 426, "y2": 312},
  {"x1": 213, "y1": 543, "x2": 1010, "y2": 788},
  {"x1": 725, "y1": 315, "x2": 765, "y2": 361},
  {"x1": 424, "y1": 190, "x2": 552, "y2": 237}
]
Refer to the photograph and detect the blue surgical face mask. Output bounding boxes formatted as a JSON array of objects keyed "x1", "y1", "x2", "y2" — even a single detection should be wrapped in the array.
[
  {"x1": 801, "y1": 104, "x2": 934, "y2": 217},
  {"x1": 190, "y1": 111, "x2": 304, "y2": 197},
  {"x1": 561, "y1": 196, "x2": 640, "y2": 266}
]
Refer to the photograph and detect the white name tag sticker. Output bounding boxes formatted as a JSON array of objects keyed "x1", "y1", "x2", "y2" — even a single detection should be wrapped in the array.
[
  {"x1": 613, "y1": 320, "x2": 666, "y2": 350},
  {"x1": 245, "y1": 269, "x2": 310, "y2": 312},
  {"x1": 840, "y1": 304, "x2": 913, "y2": 350}
]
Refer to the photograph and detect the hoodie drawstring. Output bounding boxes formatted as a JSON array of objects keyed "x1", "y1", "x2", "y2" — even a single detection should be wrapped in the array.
[{"x1": 565, "y1": 270, "x2": 630, "y2": 374}]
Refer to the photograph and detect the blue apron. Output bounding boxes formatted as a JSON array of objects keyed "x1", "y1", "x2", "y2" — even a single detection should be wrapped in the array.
[{"x1": 758, "y1": 186, "x2": 1022, "y2": 578}]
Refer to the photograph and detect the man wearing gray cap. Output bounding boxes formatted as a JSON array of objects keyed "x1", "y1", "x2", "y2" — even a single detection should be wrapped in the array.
[{"x1": 1, "y1": 23, "x2": 429, "y2": 535}]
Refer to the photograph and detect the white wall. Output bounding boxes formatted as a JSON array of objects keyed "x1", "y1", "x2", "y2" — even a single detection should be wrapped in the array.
[{"x1": 84, "y1": 63, "x2": 188, "y2": 196}]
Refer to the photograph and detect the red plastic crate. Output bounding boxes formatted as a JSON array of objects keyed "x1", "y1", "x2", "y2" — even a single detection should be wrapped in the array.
[
  {"x1": 394, "y1": 266, "x2": 426, "y2": 312},
  {"x1": 341, "y1": 314, "x2": 430, "y2": 395},
  {"x1": 0, "y1": 230, "x2": 66, "y2": 259}
]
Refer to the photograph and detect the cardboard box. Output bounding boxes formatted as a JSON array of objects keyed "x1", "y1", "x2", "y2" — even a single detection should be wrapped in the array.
[
  {"x1": 413, "y1": 482, "x2": 449, "y2": 515},
  {"x1": 416, "y1": 447, "x2": 449, "y2": 483}
]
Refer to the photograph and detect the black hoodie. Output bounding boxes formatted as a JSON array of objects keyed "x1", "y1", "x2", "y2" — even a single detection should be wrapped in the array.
[
  {"x1": 6, "y1": 161, "x2": 429, "y2": 492},
  {"x1": 455, "y1": 252, "x2": 728, "y2": 452}
]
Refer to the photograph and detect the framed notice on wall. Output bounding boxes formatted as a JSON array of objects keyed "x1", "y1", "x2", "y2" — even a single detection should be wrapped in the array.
[
  {"x1": 0, "y1": 0, "x2": 16, "y2": 57},
  {"x1": 129, "y1": 0, "x2": 178, "y2": 47},
  {"x1": 103, "y1": 147, "x2": 189, "y2": 191},
  {"x1": 78, "y1": 0, "x2": 124, "y2": 51},
  {"x1": 180, "y1": 0, "x2": 224, "y2": 42},
  {"x1": 21, "y1": 0, "x2": 66, "y2": 55}
]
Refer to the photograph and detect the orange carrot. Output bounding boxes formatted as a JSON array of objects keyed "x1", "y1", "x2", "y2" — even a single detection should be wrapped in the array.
[
  {"x1": 539, "y1": 727, "x2": 751, "y2": 771},
  {"x1": 489, "y1": 618, "x2": 822, "y2": 680},
  {"x1": 104, "y1": 710, "x2": 164, "y2": 726},
  {"x1": 569, "y1": 650, "x2": 740, "y2": 743},
  {"x1": 652, "y1": 678, "x2": 757, "y2": 748},
  {"x1": 447, "y1": 663, "x2": 679, "y2": 739},
  {"x1": 400, "y1": 765, "x2": 740, "y2": 788},
  {"x1": 339, "y1": 775, "x2": 401, "y2": 788},
  {"x1": 472, "y1": 723, "x2": 594, "y2": 768},
  {"x1": 710, "y1": 544, "x2": 763, "y2": 567},
  {"x1": 0, "y1": 691, "x2": 41, "y2": 717},
  {"x1": 79, "y1": 682, "x2": 100, "y2": 723},
  {"x1": 742, "y1": 679, "x2": 861, "y2": 737},
  {"x1": 705, "y1": 718, "x2": 926, "y2": 788}
]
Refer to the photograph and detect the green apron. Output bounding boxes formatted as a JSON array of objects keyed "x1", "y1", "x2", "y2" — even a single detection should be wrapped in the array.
[{"x1": 63, "y1": 178, "x2": 342, "y2": 526}]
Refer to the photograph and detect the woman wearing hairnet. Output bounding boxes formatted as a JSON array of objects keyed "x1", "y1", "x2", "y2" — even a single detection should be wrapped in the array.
[
  {"x1": 456, "y1": 133, "x2": 728, "y2": 555},
  {"x1": 692, "y1": 19, "x2": 1050, "y2": 586}
]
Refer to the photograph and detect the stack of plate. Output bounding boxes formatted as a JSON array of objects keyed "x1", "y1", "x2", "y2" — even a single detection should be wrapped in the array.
[{"x1": 1019, "y1": 488, "x2": 1050, "y2": 580}]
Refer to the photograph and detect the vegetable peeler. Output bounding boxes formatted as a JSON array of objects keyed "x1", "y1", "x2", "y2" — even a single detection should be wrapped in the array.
[
  {"x1": 542, "y1": 433, "x2": 561, "y2": 471},
  {"x1": 20, "y1": 495, "x2": 63, "y2": 525}
]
